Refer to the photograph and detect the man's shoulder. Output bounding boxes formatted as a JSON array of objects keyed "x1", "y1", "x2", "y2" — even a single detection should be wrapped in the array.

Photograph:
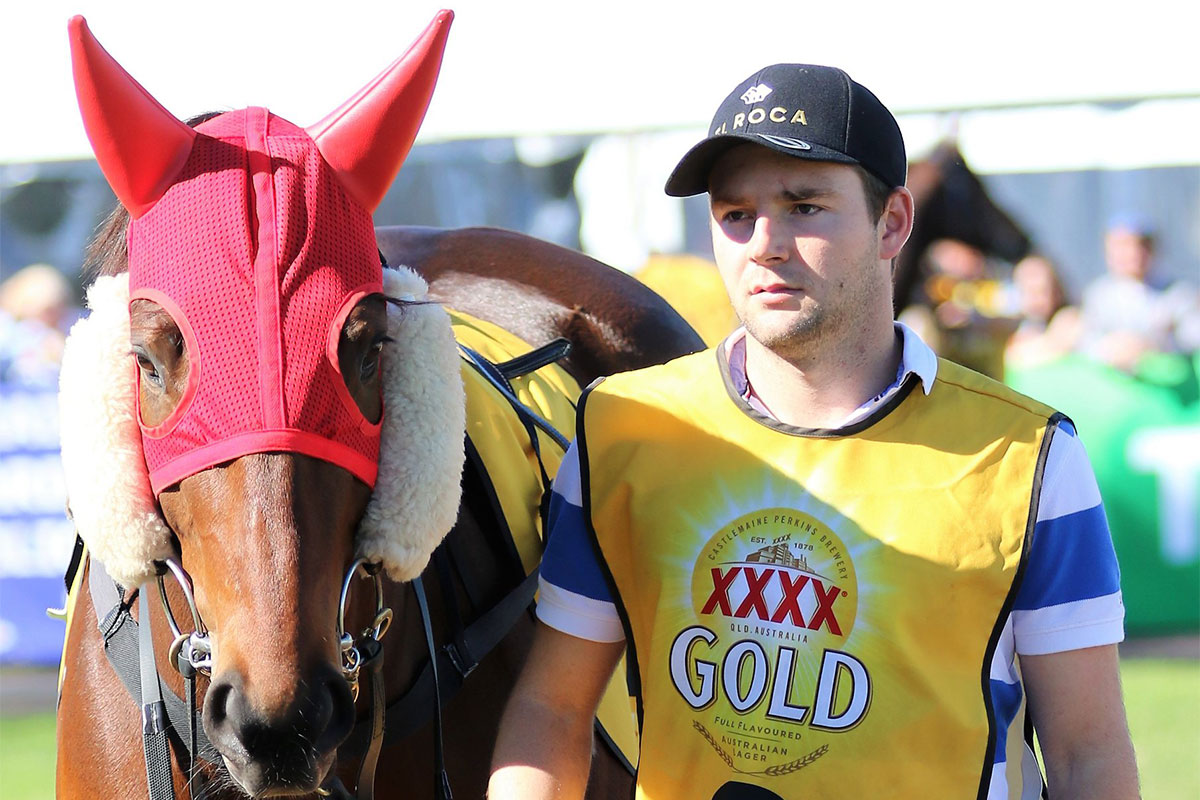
[
  {"x1": 931, "y1": 357, "x2": 1060, "y2": 422},
  {"x1": 587, "y1": 346, "x2": 718, "y2": 400}
]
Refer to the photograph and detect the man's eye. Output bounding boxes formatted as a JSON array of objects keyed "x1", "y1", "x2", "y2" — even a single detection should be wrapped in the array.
[
  {"x1": 722, "y1": 210, "x2": 750, "y2": 223},
  {"x1": 793, "y1": 203, "x2": 820, "y2": 215}
]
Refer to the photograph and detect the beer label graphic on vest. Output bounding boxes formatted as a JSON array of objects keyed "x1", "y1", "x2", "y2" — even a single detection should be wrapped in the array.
[{"x1": 670, "y1": 507, "x2": 866, "y2": 775}]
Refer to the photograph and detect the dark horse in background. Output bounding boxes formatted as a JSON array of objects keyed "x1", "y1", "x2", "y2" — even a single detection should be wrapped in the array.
[
  {"x1": 896, "y1": 139, "x2": 1032, "y2": 315},
  {"x1": 55, "y1": 12, "x2": 702, "y2": 800}
]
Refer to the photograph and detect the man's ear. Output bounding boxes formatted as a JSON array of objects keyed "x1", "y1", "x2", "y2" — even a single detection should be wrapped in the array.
[{"x1": 879, "y1": 187, "x2": 915, "y2": 261}]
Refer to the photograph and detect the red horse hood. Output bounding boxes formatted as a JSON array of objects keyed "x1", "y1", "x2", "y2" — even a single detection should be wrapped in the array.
[
  {"x1": 68, "y1": 12, "x2": 453, "y2": 494},
  {"x1": 130, "y1": 110, "x2": 382, "y2": 493}
]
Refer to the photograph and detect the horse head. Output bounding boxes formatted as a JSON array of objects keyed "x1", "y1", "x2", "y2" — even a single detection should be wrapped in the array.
[
  {"x1": 60, "y1": 13, "x2": 465, "y2": 796},
  {"x1": 895, "y1": 140, "x2": 1032, "y2": 313}
]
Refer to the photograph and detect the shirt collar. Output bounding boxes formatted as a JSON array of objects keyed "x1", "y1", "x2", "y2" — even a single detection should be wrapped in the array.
[{"x1": 724, "y1": 322, "x2": 938, "y2": 427}]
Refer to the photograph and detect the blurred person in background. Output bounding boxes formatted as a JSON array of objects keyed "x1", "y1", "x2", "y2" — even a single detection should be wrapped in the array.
[
  {"x1": 634, "y1": 253, "x2": 739, "y2": 347},
  {"x1": 0, "y1": 263, "x2": 80, "y2": 387},
  {"x1": 1079, "y1": 213, "x2": 1200, "y2": 373},
  {"x1": 1004, "y1": 254, "x2": 1081, "y2": 371},
  {"x1": 897, "y1": 238, "x2": 1018, "y2": 379}
]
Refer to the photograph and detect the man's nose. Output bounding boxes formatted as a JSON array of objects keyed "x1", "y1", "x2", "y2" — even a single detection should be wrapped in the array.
[{"x1": 749, "y1": 215, "x2": 789, "y2": 264}]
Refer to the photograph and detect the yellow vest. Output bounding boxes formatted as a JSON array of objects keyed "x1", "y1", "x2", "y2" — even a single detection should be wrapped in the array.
[{"x1": 581, "y1": 348, "x2": 1058, "y2": 799}]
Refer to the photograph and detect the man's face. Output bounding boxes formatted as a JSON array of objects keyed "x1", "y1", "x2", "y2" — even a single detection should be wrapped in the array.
[
  {"x1": 708, "y1": 145, "x2": 893, "y2": 360},
  {"x1": 1104, "y1": 229, "x2": 1153, "y2": 282}
]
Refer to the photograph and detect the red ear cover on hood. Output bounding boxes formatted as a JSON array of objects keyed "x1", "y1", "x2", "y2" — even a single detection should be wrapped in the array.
[
  {"x1": 68, "y1": 16, "x2": 198, "y2": 219},
  {"x1": 307, "y1": 9, "x2": 454, "y2": 212}
]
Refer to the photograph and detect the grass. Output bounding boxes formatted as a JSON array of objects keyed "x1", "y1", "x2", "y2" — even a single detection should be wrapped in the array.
[
  {"x1": 1122, "y1": 658, "x2": 1200, "y2": 800},
  {"x1": 1, "y1": 659, "x2": 1196, "y2": 798},
  {"x1": 0, "y1": 711, "x2": 55, "y2": 799}
]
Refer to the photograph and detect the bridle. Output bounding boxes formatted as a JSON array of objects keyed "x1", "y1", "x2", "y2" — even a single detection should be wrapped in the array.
[
  {"x1": 143, "y1": 555, "x2": 455, "y2": 800},
  {"x1": 143, "y1": 557, "x2": 456, "y2": 800}
]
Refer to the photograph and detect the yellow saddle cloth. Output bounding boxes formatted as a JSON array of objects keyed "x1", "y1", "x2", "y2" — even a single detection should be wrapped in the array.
[{"x1": 451, "y1": 309, "x2": 639, "y2": 770}]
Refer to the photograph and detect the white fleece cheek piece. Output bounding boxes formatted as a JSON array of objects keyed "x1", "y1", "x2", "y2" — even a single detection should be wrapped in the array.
[
  {"x1": 356, "y1": 266, "x2": 466, "y2": 582},
  {"x1": 58, "y1": 273, "x2": 172, "y2": 588},
  {"x1": 58, "y1": 267, "x2": 466, "y2": 588}
]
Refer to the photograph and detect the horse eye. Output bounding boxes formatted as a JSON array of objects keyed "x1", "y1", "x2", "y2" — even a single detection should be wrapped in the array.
[
  {"x1": 359, "y1": 337, "x2": 390, "y2": 382},
  {"x1": 134, "y1": 352, "x2": 164, "y2": 389}
]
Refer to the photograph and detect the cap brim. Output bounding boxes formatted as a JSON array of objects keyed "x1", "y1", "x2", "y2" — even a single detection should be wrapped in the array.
[{"x1": 663, "y1": 133, "x2": 860, "y2": 197}]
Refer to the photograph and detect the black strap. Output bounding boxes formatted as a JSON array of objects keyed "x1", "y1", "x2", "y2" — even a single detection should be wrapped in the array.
[
  {"x1": 412, "y1": 576, "x2": 453, "y2": 800},
  {"x1": 459, "y1": 343, "x2": 568, "y2": 531},
  {"x1": 432, "y1": 550, "x2": 468, "y2": 677},
  {"x1": 445, "y1": 565, "x2": 539, "y2": 684},
  {"x1": 63, "y1": 532, "x2": 85, "y2": 594},
  {"x1": 352, "y1": 637, "x2": 386, "y2": 800},
  {"x1": 460, "y1": 345, "x2": 570, "y2": 452},
  {"x1": 341, "y1": 561, "x2": 541, "y2": 755},
  {"x1": 493, "y1": 338, "x2": 572, "y2": 382},
  {"x1": 139, "y1": 589, "x2": 176, "y2": 800}
]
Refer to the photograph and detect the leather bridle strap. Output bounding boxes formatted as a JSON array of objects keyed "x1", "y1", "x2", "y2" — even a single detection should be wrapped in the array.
[
  {"x1": 138, "y1": 588, "x2": 176, "y2": 800},
  {"x1": 411, "y1": 575, "x2": 454, "y2": 800},
  {"x1": 352, "y1": 635, "x2": 386, "y2": 800}
]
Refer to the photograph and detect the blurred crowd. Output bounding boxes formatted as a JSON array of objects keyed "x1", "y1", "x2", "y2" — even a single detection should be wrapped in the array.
[
  {"x1": 899, "y1": 212, "x2": 1199, "y2": 383},
  {"x1": 2, "y1": 212, "x2": 1197, "y2": 392},
  {"x1": 637, "y1": 211, "x2": 1198, "y2": 389},
  {"x1": 0, "y1": 264, "x2": 81, "y2": 388}
]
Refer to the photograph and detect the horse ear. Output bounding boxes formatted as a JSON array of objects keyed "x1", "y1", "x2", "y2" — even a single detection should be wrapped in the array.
[
  {"x1": 307, "y1": 10, "x2": 453, "y2": 212},
  {"x1": 68, "y1": 16, "x2": 197, "y2": 219}
]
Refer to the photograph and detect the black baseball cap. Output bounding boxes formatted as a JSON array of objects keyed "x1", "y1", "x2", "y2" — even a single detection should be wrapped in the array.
[{"x1": 664, "y1": 63, "x2": 906, "y2": 197}]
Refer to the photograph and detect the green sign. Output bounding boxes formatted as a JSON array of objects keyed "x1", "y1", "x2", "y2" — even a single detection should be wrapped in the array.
[{"x1": 1007, "y1": 354, "x2": 1200, "y2": 634}]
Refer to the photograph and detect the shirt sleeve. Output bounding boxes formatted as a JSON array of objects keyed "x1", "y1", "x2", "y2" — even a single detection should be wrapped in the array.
[
  {"x1": 536, "y1": 441, "x2": 626, "y2": 642},
  {"x1": 1012, "y1": 420, "x2": 1126, "y2": 655}
]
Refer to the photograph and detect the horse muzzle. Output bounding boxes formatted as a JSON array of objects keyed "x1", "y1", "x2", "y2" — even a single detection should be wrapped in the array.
[
  {"x1": 157, "y1": 557, "x2": 377, "y2": 798},
  {"x1": 205, "y1": 661, "x2": 354, "y2": 797}
]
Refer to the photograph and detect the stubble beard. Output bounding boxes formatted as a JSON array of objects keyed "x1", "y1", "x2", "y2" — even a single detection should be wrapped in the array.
[
  {"x1": 740, "y1": 302, "x2": 829, "y2": 366},
  {"x1": 738, "y1": 252, "x2": 889, "y2": 368}
]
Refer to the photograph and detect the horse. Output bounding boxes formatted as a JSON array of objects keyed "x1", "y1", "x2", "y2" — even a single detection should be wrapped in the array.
[
  {"x1": 56, "y1": 222, "x2": 701, "y2": 800},
  {"x1": 895, "y1": 140, "x2": 1032, "y2": 315},
  {"x1": 54, "y1": 13, "x2": 703, "y2": 800}
]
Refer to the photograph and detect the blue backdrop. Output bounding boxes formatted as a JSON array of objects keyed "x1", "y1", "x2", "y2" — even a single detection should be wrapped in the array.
[{"x1": 0, "y1": 384, "x2": 75, "y2": 665}]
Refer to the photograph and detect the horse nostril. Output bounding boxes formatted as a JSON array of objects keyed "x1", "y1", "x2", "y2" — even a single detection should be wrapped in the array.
[
  {"x1": 315, "y1": 662, "x2": 356, "y2": 752},
  {"x1": 205, "y1": 677, "x2": 233, "y2": 729}
]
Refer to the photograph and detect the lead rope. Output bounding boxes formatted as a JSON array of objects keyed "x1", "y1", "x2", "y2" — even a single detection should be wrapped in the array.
[
  {"x1": 351, "y1": 563, "x2": 388, "y2": 800},
  {"x1": 411, "y1": 576, "x2": 453, "y2": 800}
]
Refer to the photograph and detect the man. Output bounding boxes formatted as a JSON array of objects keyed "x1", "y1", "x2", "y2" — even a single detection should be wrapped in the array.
[
  {"x1": 489, "y1": 64, "x2": 1138, "y2": 799},
  {"x1": 1080, "y1": 212, "x2": 1200, "y2": 372}
]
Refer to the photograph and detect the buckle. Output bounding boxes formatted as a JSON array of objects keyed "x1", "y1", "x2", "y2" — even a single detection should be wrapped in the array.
[{"x1": 444, "y1": 640, "x2": 476, "y2": 679}]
